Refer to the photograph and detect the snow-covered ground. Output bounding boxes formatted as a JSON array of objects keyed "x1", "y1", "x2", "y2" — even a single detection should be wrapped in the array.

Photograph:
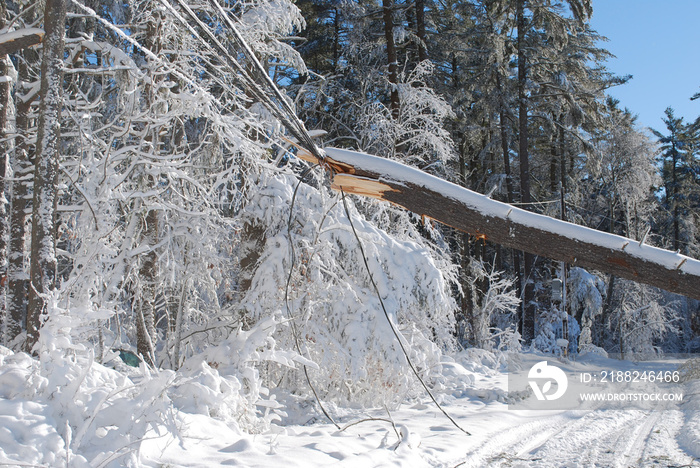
[{"x1": 1, "y1": 346, "x2": 699, "y2": 467}]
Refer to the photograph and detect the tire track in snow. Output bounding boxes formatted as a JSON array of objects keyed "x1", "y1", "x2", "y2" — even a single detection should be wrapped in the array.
[
  {"x1": 614, "y1": 410, "x2": 662, "y2": 467},
  {"x1": 454, "y1": 409, "x2": 677, "y2": 467},
  {"x1": 519, "y1": 409, "x2": 640, "y2": 467},
  {"x1": 637, "y1": 409, "x2": 698, "y2": 467},
  {"x1": 453, "y1": 413, "x2": 576, "y2": 467}
]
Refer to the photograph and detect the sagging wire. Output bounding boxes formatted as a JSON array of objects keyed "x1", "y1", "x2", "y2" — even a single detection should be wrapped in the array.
[
  {"x1": 164, "y1": 0, "x2": 325, "y2": 164},
  {"x1": 161, "y1": 0, "x2": 337, "y2": 425},
  {"x1": 285, "y1": 164, "x2": 340, "y2": 429},
  {"x1": 339, "y1": 188, "x2": 472, "y2": 436},
  {"x1": 207, "y1": 0, "x2": 323, "y2": 161},
  {"x1": 148, "y1": 0, "x2": 467, "y2": 435}
]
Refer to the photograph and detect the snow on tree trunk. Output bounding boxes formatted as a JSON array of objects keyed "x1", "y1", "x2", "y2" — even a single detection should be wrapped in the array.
[
  {"x1": 297, "y1": 147, "x2": 700, "y2": 301},
  {"x1": 26, "y1": 0, "x2": 66, "y2": 352},
  {"x1": 6, "y1": 19, "x2": 38, "y2": 347},
  {"x1": 136, "y1": 207, "x2": 158, "y2": 367},
  {"x1": 0, "y1": 1, "x2": 10, "y2": 344}
]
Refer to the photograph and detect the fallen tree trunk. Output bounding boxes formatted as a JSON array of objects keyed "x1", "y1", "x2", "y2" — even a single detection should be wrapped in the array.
[
  {"x1": 299, "y1": 147, "x2": 700, "y2": 301},
  {"x1": 0, "y1": 29, "x2": 44, "y2": 56}
]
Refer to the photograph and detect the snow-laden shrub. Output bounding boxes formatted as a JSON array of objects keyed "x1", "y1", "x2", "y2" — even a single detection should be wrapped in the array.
[
  {"x1": 240, "y1": 172, "x2": 457, "y2": 405},
  {"x1": 534, "y1": 308, "x2": 578, "y2": 355},
  {"x1": 461, "y1": 260, "x2": 520, "y2": 349},
  {"x1": 568, "y1": 267, "x2": 604, "y2": 350},
  {"x1": 455, "y1": 348, "x2": 501, "y2": 374},
  {"x1": 356, "y1": 61, "x2": 456, "y2": 167},
  {"x1": 173, "y1": 315, "x2": 305, "y2": 432},
  {"x1": 19, "y1": 294, "x2": 176, "y2": 467},
  {"x1": 493, "y1": 326, "x2": 523, "y2": 355},
  {"x1": 534, "y1": 320, "x2": 558, "y2": 354},
  {"x1": 0, "y1": 294, "x2": 297, "y2": 466},
  {"x1": 607, "y1": 281, "x2": 678, "y2": 356},
  {"x1": 578, "y1": 343, "x2": 608, "y2": 357},
  {"x1": 678, "y1": 357, "x2": 700, "y2": 382}
]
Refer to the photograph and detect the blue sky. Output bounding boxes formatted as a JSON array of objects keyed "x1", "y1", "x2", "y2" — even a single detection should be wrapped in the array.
[{"x1": 589, "y1": 0, "x2": 700, "y2": 132}]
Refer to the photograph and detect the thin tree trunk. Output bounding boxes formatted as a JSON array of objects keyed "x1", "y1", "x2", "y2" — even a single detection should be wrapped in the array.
[
  {"x1": 517, "y1": 0, "x2": 535, "y2": 343},
  {"x1": 382, "y1": 0, "x2": 400, "y2": 119},
  {"x1": 600, "y1": 273, "x2": 615, "y2": 346},
  {"x1": 134, "y1": 10, "x2": 164, "y2": 366},
  {"x1": 495, "y1": 73, "x2": 524, "y2": 335},
  {"x1": 7, "y1": 106, "x2": 31, "y2": 346},
  {"x1": 672, "y1": 144, "x2": 679, "y2": 252},
  {"x1": 333, "y1": 8, "x2": 340, "y2": 71},
  {"x1": 415, "y1": 0, "x2": 428, "y2": 62},
  {"x1": 7, "y1": 35, "x2": 39, "y2": 347},
  {"x1": 0, "y1": 2, "x2": 10, "y2": 343},
  {"x1": 136, "y1": 207, "x2": 158, "y2": 366},
  {"x1": 26, "y1": 0, "x2": 67, "y2": 352}
]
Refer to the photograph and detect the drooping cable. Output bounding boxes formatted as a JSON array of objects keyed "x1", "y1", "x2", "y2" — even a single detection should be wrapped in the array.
[
  {"x1": 206, "y1": 0, "x2": 322, "y2": 161},
  {"x1": 164, "y1": 0, "x2": 311, "y2": 149},
  {"x1": 285, "y1": 165, "x2": 340, "y2": 429},
  {"x1": 339, "y1": 189, "x2": 471, "y2": 436},
  {"x1": 164, "y1": 0, "x2": 324, "y2": 163}
]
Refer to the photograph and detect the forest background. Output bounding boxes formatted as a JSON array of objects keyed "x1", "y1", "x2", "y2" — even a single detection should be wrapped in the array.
[{"x1": 0, "y1": 0, "x2": 698, "y2": 436}]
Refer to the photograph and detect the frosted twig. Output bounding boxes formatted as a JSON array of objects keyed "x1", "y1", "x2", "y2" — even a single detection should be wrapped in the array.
[
  {"x1": 339, "y1": 417, "x2": 400, "y2": 441},
  {"x1": 639, "y1": 226, "x2": 650, "y2": 247}
]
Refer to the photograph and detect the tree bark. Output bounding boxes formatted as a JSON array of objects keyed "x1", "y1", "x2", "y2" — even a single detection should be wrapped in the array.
[
  {"x1": 0, "y1": 1, "x2": 10, "y2": 344},
  {"x1": 26, "y1": 0, "x2": 67, "y2": 352},
  {"x1": 495, "y1": 72, "x2": 523, "y2": 334},
  {"x1": 7, "y1": 14, "x2": 40, "y2": 347},
  {"x1": 7, "y1": 97, "x2": 32, "y2": 347},
  {"x1": 0, "y1": 29, "x2": 44, "y2": 56},
  {"x1": 671, "y1": 141, "x2": 680, "y2": 252},
  {"x1": 133, "y1": 9, "x2": 165, "y2": 366},
  {"x1": 415, "y1": 0, "x2": 428, "y2": 62},
  {"x1": 516, "y1": 0, "x2": 535, "y2": 342},
  {"x1": 298, "y1": 147, "x2": 700, "y2": 301},
  {"x1": 382, "y1": 0, "x2": 400, "y2": 119},
  {"x1": 136, "y1": 207, "x2": 158, "y2": 366}
]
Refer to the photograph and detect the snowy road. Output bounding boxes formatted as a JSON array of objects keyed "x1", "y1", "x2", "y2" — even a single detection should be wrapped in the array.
[
  {"x1": 139, "y1": 353, "x2": 700, "y2": 468},
  {"x1": 139, "y1": 395, "x2": 699, "y2": 467},
  {"x1": 3, "y1": 349, "x2": 699, "y2": 467},
  {"x1": 456, "y1": 408, "x2": 691, "y2": 467}
]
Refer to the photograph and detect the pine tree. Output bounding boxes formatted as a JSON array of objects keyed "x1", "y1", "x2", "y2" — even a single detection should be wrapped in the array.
[{"x1": 653, "y1": 108, "x2": 698, "y2": 257}]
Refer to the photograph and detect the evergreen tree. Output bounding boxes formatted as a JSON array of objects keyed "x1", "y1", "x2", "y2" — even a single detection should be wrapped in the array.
[{"x1": 653, "y1": 108, "x2": 699, "y2": 257}]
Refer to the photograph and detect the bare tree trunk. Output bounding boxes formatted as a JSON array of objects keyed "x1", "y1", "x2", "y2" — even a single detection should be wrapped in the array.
[
  {"x1": 26, "y1": 0, "x2": 67, "y2": 352},
  {"x1": 496, "y1": 72, "x2": 523, "y2": 335},
  {"x1": 134, "y1": 10, "x2": 164, "y2": 366},
  {"x1": 136, "y1": 207, "x2": 158, "y2": 366},
  {"x1": 0, "y1": 2, "x2": 10, "y2": 343},
  {"x1": 516, "y1": 0, "x2": 535, "y2": 343},
  {"x1": 7, "y1": 46, "x2": 37, "y2": 347},
  {"x1": 382, "y1": 0, "x2": 400, "y2": 119},
  {"x1": 671, "y1": 144, "x2": 680, "y2": 252},
  {"x1": 415, "y1": 0, "x2": 428, "y2": 62},
  {"x1": 599, "y1": 273, "x2": 615, "y2": 346}
]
